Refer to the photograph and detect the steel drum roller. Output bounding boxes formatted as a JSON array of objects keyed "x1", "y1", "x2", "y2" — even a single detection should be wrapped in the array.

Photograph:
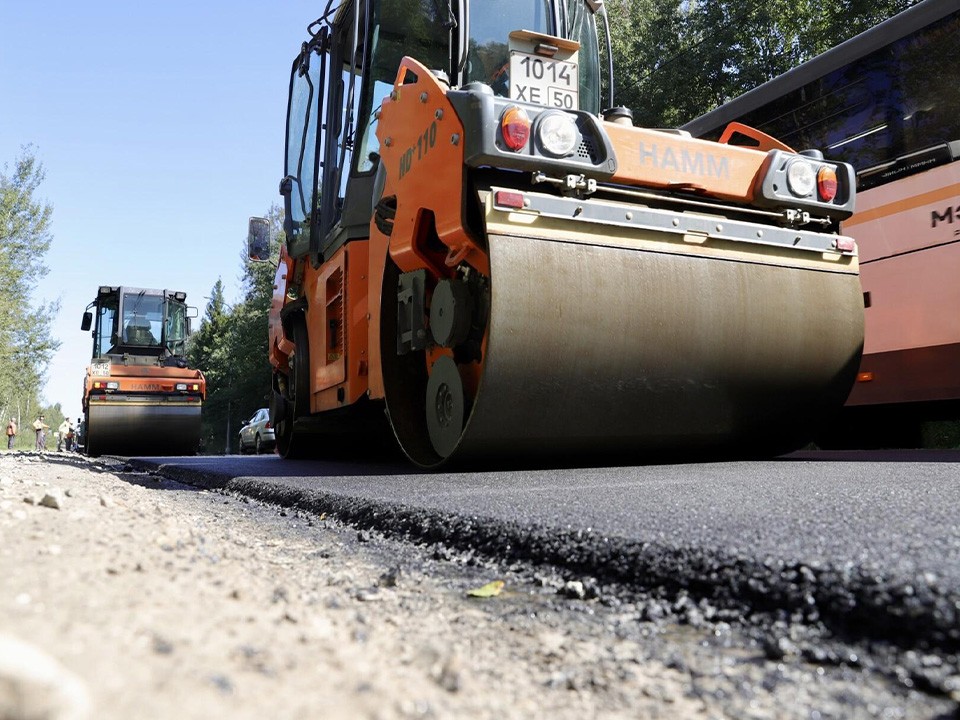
[
  {"x1": 85, "y1": 400, "x2": 202, "y2": 456},
  {"x1": 400, "y1": 224, "x2": 863, "y2": 466}
]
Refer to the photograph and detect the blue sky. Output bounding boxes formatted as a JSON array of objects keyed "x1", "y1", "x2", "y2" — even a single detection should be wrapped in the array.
[{"x1": 1, "y1": 2, "x2": 316, "y2": 421}]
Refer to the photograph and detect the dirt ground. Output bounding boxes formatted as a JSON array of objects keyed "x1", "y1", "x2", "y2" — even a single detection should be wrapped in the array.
[{"x1": 0, "y1": 451, "x2": 955, "y2": 720}]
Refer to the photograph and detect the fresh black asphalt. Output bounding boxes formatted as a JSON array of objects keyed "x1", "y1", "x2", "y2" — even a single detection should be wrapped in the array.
[{"x1": 129, "y1": 450, "x2": 960, "y2": 653}]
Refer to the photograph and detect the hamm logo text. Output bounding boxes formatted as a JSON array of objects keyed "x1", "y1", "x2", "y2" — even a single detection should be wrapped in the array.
[{"x1": 637, "y1": 142, "x2": 730, "y2": 179}]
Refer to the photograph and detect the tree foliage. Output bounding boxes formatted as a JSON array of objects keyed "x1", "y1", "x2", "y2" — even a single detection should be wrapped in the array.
[
  {"x1": 189, "y1": 206, "x2": 282, "y2": 454},
  {"x1": 605, "y1": 0, "x2": 921, "y2": 127},
  {"x1": 0, "y1": 147, "x2": 61, "y2": 432}
]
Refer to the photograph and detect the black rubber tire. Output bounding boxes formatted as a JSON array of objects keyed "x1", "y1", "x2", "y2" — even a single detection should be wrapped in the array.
[
  {"x1": 254, "y1": 434, "x2": 262, "y2": 455},
  {"x1": 83, "y1": 413, "x2": 100, "y2": 457},
  {"x1": 275, "y1": 317, "x2": 311, "y2": 459}
]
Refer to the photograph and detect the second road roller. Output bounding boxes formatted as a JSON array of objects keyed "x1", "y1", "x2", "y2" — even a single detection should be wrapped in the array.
[
  {"x1": 80, "y1": 286, "x2": 206, "y2": 456},
  {"x1": 249, "y1": 0, "x2": 865, "y2": 467}
]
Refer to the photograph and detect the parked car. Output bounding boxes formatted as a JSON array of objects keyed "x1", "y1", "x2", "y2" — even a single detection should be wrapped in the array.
[{"x1": 238, "y1": 408, "x2": 275, "y2": 455}]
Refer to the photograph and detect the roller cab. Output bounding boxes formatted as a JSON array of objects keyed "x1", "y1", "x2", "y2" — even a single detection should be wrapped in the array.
[
  {"x1": 257, "y1": 0, "x2": 864, "y2": 467},
  {"x1": 80, "y1": 286, "x2": 206, "y2": 456}
]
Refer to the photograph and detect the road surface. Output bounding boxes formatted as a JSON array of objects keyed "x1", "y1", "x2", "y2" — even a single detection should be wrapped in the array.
[{"x1": 132, "y1": 449, "x2": 960, "y2": 653}]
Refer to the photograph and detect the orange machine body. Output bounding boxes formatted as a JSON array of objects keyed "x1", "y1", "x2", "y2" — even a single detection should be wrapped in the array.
[
  {"x1": 83, "y1": 364, "x2": 206, "y2": 403},
  {"x1": 267, "y1": 53, "x2": 860, "y2": 465},
  {"x1": 80, "y1": 285, "x2": 206, "y2": 456}
]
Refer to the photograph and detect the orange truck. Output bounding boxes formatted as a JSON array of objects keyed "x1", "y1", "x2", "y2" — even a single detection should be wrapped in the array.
[
  {"x1": 249, "y1": 0, "x2": 863, "y2": 467},
  {"x1": 680, "y1": 0, "x2": 960, "y2": 447},
  {"x1": 80, "y1": 286, "x2": 205, "y2": 456}
]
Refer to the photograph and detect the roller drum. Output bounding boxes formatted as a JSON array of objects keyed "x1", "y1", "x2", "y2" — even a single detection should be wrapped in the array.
[
  {"x1": 85, "y1": 400, "x2": 201, "y2": 456},
  {"x1": 398, "y1": 229, "x2": 863, "y2": 466}
]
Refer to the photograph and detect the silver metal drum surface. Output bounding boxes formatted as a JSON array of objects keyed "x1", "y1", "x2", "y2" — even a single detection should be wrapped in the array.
[
  {"x1": 438, "y1": 230, "x2": 863, "y2": 465},
  {"x1": 85, "y1": 399, "x2": 202, "y2": 456}
]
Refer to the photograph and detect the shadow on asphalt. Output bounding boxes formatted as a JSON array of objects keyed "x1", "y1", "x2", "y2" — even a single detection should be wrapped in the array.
[
  {"x1": 129, "y1": 450, "x2": 418, "y2": 479},
  {"x1": 786, "y1": 449, "x2": 960, "y2": 463},
  {"x1": 126, "y1": 446, "x2": 960, "y2": 482}
]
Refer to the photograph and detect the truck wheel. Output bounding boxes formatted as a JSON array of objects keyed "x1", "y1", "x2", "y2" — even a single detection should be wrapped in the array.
[
  {"x1": 275, "y1": 317, "x2": 311, "y2": 459},
  {"x1": 426, "y1": 355, "x2": 464, "y2": 458},
  {"x1": 83, "y1": 414, "x2": 100, "y2": 457}
]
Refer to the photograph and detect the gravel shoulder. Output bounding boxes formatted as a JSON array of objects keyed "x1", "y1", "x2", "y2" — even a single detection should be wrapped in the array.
[{"x1": 1, "y1": 452, "x2": 956, "y2": 720}]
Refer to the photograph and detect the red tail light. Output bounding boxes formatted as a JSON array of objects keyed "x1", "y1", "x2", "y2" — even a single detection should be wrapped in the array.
[
  {"x1": 817, "y1": 166, "x2": 838, "y2": 202},
  {"x1": 500, "y1": 106, "x2": 531, "y2": 151}
]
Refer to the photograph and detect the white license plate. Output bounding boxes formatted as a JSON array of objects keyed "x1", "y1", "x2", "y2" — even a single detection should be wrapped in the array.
[
  {"x1": 91, "y1": 362, "x2": 111, "y2": 377},
  {"x1": 509, "y1": 51, "x2": 579, "y2": 109}
]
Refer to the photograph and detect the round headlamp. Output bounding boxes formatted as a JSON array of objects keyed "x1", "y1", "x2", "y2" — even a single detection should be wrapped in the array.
[
  {"x1": 537, "y1": 113, "x2": 579, "y2": 157},
  {"x1": 786, "y1": 159, "x2": 816, "y2": 197}
]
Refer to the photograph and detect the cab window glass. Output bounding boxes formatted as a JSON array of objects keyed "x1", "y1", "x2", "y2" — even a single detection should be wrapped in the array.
[
  {"x1": 285, "y1": 51, "x2": 323, "y2": 239},
  {"x1": 121, "y1": 292, "x2": 162, "y2": 347},
  {"x1": 466, "y1": 0, "x2": 553, "y2": 93},
  {"x1": 354, "y1": 0, "x2": 453, "y2": 175},
  {"x1": 731, "y1": 13, "x2": 960, "y2": 173},
  {"x1": 330, "y1": 5, "x2": 363, "y2": 205},
  {"x1": 165, "y1": 302, "x2": 188, "y2": 354},
  {"x1": 95, "y1": 297, "x2": 117, "y2": 356},
  {"x1": 563, "y1": 0, "x2": 600, "y2": 114}
]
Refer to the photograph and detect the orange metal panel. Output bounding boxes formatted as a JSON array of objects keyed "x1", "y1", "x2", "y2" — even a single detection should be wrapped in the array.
[
  {"x1": 83, "y1": 365, "x2": 206, "y2": 401},
  {"x1": 844, "y1": 181, "x2": 960, "y2": 230},
  {"x1": 301, "y1": 242, "x2": 370, "y2": 413},
  {"x1": 604, "y1": 123, "x2": 767, "y2": 202},
  {"x1": 845, "y1": 163, "x2": 960, "y2": 355},
  {"x1": 376, "y1": 57, "x2": 489, "y2": 277}
]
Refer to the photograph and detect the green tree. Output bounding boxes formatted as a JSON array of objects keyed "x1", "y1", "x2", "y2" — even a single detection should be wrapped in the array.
[
  {"x1": 225, "y1": 205, "x2": 283, "y2": 451},
  {"x1": 606, "y1": 0, "x2": 921, "y2": 126},
  {"x1": 189, "y1": 206, "x2": 282, "y2": 454},
  {"x1": 189, "y1": 278, "x2": 230, "y2": 452},
  {"x1": 0, "y1": 147, "x2": 61, "y2": 433}
]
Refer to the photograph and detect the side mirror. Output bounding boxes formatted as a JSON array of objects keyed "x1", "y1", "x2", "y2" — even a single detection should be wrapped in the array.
[
  {"x1": 81, "y1": 311, "x2": 93, "y2": 332},
  {"x1": 248, "y1": 216, "x2": 271, "y2": 261},
  {"x1": 185, "y1": 307, "x2": 198, "y2": 336}
]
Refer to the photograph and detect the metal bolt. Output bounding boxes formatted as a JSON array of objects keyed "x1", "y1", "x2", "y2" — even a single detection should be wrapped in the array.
[
  {"x1": 715, "y1": 224, "x2": 723, "y2": 232},
  {"x1": 435, "y1": 109, "x2": 444, "y2": 120},
  {"x1": 390, "y1": 90, "x2": 398, "y2": 101},
  {"x1": 672, "y1": 218, "x2": 680, "y2": 227},
  {"x1": 625, "y1": 212, "x2": 633, "y2": 221},
  {"x1": 757, "y1": 230, "x2": 763, "y2": 238},
  {"x1": 420, "y1": 92, "x2": 428, "y2": 103},
  {"x1": 384, "y1": 137, "x2": 393, "y2": 147},
  {"x1": 451, "y1": 134, "x2": 460, "y2": 146}
]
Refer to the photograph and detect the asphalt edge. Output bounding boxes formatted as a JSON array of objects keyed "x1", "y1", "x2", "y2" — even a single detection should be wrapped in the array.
[{"x1": 131, "y1": 458, "x2": 960, "y2": 655}]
